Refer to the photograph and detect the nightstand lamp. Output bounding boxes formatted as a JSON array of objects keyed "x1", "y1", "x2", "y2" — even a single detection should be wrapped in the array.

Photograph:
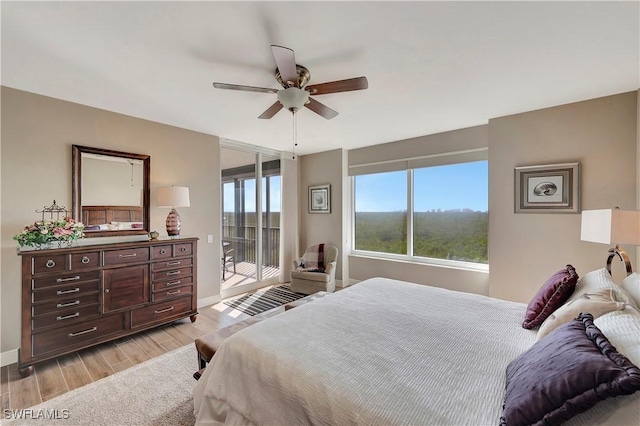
[
  {"x1": 580, "y1": 208, "x2": 640, "y2": 276},
  {"x1": 157, "y1": 186, "x2": 190, "y2": 237}
]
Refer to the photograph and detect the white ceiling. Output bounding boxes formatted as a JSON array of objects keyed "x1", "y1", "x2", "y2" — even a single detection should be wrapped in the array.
[{"x1": 2, "y1": 1, "x2": 638, "y2": 156}]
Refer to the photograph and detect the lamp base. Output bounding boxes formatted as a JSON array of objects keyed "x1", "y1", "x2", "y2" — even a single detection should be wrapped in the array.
[
  {"x1": 606, "y1": 245, "x2": 633, "y2": 276},
  {"x1": 166, "y1": 208, "x2": 181, "y2": 237}
]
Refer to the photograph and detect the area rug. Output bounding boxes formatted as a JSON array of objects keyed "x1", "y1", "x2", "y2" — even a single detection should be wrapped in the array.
[
  {"x1": 5, "y1": 345, "x2": 197, "y2": 426},
  {"x1": 224, "y1": 285, "x2": 307, "y2": 316}
]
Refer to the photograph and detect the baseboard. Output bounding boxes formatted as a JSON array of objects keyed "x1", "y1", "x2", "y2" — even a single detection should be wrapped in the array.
[
  {"x1": 198, "y1": 294, "x2": 221, "y2": 309},
  {"x1": 1, "y1": 348, "x2": 18, "y2": 367}
]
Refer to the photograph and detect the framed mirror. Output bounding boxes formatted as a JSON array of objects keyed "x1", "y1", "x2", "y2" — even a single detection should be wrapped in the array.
[{"x1": 72, "y1": 145, "x2": 150, "y2": 237}]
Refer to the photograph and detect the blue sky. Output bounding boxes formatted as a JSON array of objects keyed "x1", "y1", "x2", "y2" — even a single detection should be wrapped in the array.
[
  {"x1": 224, "y1": 176, "x2": 282, "y2": 213},
  {"x1": 224, "y1": 161, "x2": 488, "y2": 213},
  {"x1": 355, "y1": 161, "x2": 488, "y2": 212}
]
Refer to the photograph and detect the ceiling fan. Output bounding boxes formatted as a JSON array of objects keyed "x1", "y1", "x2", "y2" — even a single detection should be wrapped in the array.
[{"x1": 213, "y1": 45, "x2": 368, "y2": 120}]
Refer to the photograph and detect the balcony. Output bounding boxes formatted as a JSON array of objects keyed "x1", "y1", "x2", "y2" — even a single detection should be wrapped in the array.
[{"x1": 222, "y1": 225, "x2": 280, "y2": 290}]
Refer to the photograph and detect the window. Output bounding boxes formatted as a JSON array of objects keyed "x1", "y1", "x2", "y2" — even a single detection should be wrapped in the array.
[{"x1": 354, "y1": 160, "x2": 488, "y2": 265}]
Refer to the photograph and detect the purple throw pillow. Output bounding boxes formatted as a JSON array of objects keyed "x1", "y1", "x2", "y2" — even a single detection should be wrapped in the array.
[
  {"x1": 522, "y1": 265, "x2": 578, "y2": 329},
  {"x1": 501, "y1": 313, "x2": 640, "y2": 426}
]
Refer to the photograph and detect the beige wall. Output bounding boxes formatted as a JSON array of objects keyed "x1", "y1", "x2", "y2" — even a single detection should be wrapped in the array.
[
  {"x1": 298, "y1": 149, "x2": 344, "y2": 281},
  {"x1": 1, "y1": 87, "x2": 221, "y2": 355},
  {"x1": 489, "y1": 92, "x2": 637, "y2": 302}
]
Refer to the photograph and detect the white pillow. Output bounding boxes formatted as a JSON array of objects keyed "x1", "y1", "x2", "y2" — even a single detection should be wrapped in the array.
[
  {"x1": 110, "y1": 221, "x2": 142, "y2": 230},
  {"x1": 621, "y1": 273, "x2": 640, "y2": 308},
  {"x1": 594, "y1": 308, "x2": 640, "y2": 366},
  {"x1": 568, "y1": 268, "x2": 639, "y2": 309}
]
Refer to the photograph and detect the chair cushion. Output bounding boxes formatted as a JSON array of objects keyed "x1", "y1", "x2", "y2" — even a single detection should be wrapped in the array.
[{"x1": 291, "y1": 269, "x2": 331, "y2": 283}]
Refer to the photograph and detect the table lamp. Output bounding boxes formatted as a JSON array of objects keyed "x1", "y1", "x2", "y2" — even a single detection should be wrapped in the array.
[
  {"x1": 157, "y1": 186, "x2": 190, "y2": 237},
  {"x1": 580, "y1": 208, "x2": 640, "y2": 276}
]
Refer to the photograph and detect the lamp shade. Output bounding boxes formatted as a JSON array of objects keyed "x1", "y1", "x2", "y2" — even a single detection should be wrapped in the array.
[
  {"x1": 580, "y1": 209, "x2": 640, "y2": 245},
  {"x1": 157, "y1": 186, "x2": 190, "y2": 208}
]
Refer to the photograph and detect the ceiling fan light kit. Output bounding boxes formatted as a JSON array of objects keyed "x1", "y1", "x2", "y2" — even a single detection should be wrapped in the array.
[{"x1": 277, "y1": 87, "x2": 310, "y2": 113}]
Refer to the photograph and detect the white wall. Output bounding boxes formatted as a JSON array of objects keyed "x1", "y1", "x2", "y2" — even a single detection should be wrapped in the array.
[{"x1": 1, "y1": 87, "x2": 221, "y2": 358}]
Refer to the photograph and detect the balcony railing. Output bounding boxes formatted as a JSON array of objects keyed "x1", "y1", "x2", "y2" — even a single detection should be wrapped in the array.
[{"x1": 222, "y1": 225, "x2": 280, "y2": 268}]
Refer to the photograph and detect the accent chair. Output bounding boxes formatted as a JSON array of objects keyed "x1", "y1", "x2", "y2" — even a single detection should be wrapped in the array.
[{"x1": 290, "y1": 244, "x2": 338, "y2": 294}]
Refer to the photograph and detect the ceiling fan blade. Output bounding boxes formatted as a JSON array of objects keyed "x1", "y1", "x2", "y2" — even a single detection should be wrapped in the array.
[
  {"x1": 258, "y1": 101, "x2": 284, "y2": 119},
  {"x1": 306, "y1": 76, "x2": 368, "y2": 95},
  {"x1": 271, "y1": 45, "x2": 298, "y2": 87},
  {"x1": 213, "y1": 82, "x2": 278, "y2": 94},
  {"x1": 304, "y1": 98, "x2": 339, "y2": 120}
]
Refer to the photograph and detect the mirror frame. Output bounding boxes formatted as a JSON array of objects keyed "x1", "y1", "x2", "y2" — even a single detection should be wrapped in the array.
[{"x1": 72, "y1": 145, "x2": 150, "y2": 237}]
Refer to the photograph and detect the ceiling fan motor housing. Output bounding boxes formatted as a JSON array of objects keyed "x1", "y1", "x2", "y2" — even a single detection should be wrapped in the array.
[{"x1": 277, "y1": 87, "x2": 310, "y2": 113}]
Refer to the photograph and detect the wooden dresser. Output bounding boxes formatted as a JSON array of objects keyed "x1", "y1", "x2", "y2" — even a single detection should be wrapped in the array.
[{"x1": 18, "y1": 236, "x2": 198, "y2": 377}]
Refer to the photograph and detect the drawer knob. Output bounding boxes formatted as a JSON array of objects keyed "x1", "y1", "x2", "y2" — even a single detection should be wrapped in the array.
[
  {"x1": 46, "y1": 260, "x2": 56, "y2": 268},
  {"x1": 181, "y1": 247, "x2": 187, "y2": 253},
  {"x1": 167, "y1": 289, "x2": 181, "y2": 295},
  {"x1": 104, "y1": 289, "x2": 110, "y2": 293},
  {"x1": 160, "y1": 249, "x2": 167, "y2": 255},
  {"x1": 119, "y1": 253, "x2": 137, "y2": 258},
  {"x1": 166, "y1": 271, "x2": 181, "y2": 276},
  {"x1": 81, "y1": 256, "x2": 90, "y2": 264},
  {"x1": 166, "y1": 280, "x2": 181, "y2": 286}
]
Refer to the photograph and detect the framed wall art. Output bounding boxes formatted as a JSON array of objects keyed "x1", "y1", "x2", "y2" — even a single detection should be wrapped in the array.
[
  {"x1": 308, "y1": 184, "x2": 331, "y2": 214},
  {"x1": 514, "y1": 162, "x2": 580, "y2": 213}
]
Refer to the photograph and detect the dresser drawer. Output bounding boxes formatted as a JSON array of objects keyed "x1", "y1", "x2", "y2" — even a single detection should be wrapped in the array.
[
  {"x1": 32, "y1": 254, "x2": 67, "y2": 275},
  {"x1": 152, "y1": 276, "x2": 193, "y2": 292},
  {"x1": 33, "y1": 293, "x2": 100, "y2": 316},
  {"x1": 151, "y1": 266, "x2": 193, "y2": 283},
  {"x1": 152, "y1": 245, "x2": 173, "y2": 260},
  {"x1": 131, "y1": 296, "x2": 193, "y2": 328},
  {"x1": 71, "y1": 251, "x2": 100, "y2": 269},
  {"x1": 32, "y1": 280, "x2": 100, "y2": 303},
  {"x1": 32, "y1": 313, "x2": 125, "y2": 357},
  {"x1": 103, "y1": 247, "x2": 150, "y2": 266},
  {"x1": 32, "y1": 303, "x2": 100, "y2": 330},
  {"x1": 151, "y1": 257, "x2": 193, "y2": 272},
  {"x1": 174, "y1": 243, "x2": 193, "y2": 257},
  {"x1": 152, "y1": 285, "x2": 193, "y2": 302},
  {"x1": 32, "y1": 270, "x2": 100, "y2": 290}
]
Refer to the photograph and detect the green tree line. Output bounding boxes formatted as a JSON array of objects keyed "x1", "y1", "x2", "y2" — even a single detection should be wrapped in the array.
[{"x1": 355, "y1": 211, "x2": 488, "y2": 263}]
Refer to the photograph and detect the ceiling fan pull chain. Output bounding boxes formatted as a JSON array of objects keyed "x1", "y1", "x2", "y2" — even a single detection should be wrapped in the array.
[{"x1": 292, "y1": 114, "x2": 297, "y2": 159}]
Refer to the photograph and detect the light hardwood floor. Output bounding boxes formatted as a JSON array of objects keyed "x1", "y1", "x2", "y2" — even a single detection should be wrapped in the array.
[{"x1": 1, "y1": 299, "x2": 256, "y2": 417}]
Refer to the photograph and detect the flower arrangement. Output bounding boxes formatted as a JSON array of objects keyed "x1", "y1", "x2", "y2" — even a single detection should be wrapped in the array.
[{"x1": 14, "y1": 217, "x2": 85, "y2": 249}]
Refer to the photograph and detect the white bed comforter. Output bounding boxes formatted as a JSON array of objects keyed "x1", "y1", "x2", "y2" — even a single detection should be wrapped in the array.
[{"x1": 194, "y1": 278, "x2": 538, "y2": 425}]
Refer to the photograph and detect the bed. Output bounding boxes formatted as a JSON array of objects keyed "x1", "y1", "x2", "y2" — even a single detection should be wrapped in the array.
[{"x1": 193, "y1": 274, "x2": 640, "y2": 425}]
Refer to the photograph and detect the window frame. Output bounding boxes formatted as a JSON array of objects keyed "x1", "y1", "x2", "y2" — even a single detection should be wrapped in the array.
[{"x1": 351, "y1": 161, "x2": 489, "y2": 272}]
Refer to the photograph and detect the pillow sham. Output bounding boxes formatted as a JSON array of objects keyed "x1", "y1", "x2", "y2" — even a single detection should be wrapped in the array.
[
  {"x1": 621, "y1": 273, "x2": 640, "y2": 308},
  {"x1": 569, "y1": 267, "x2": 638, "y2": 309},
  {"x1": 522, "y1": 265, "x2": 578, "y2": 329},
  {"x1": 536, "y1": 288, "x2": 625, "y2": 341},
  {"x1": 110, "y1": 221, "x2": 143, "y2": 230},
  {"x1": 501, "y1": 313, "x2": 640, "y2": 426}
]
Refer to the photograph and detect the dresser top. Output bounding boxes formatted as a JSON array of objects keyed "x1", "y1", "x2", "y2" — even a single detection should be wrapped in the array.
[{"x1": 17, "y1": 235, "x2": 199, "y2": 255}]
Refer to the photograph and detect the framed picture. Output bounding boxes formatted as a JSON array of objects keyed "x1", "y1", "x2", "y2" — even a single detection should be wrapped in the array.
[
  {"x1": 515, "y1": 162, "x2": 580, "y2": 213},
  {"x1": 308, "y1": 184, "x2": 331, "y2": 214}
]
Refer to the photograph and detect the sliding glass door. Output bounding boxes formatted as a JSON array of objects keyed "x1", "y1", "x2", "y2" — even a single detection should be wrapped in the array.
[{"x1": 221, "y1": 146, "x2": 281, "y2": 299}]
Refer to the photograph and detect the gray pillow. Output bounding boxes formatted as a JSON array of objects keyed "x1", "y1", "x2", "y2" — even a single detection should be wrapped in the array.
[{"x1": 501, "y1": 313, "x2": 640, "y2": 426}]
